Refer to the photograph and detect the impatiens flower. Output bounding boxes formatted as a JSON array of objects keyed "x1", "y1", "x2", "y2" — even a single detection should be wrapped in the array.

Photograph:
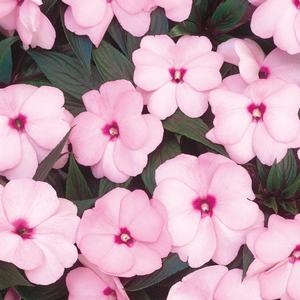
[
  {"x1": 167, "y1": 265, "x2": 262, "y2": 300},
  {"x1": 66, "y1": 255, "x2": 129, "y2": 300},
  {"x1": 0, "y1": 84, "x2": 71, "y2": 179},
  {"x1": 76, "y1": 188, "x2": 172, "y2": 277},
  {"x1": 63, "y1": 0, "x2": 152, "y2": 47},
  {"x1": 207, "y1": 79, "x2": 300, "y2": 165},
  {"x1": 133, "y1": 35, "x2": 223, "y2": 119},
  {"x1": 250, "y1": 0, "x2": 300, "y2": 54},
  {"x1": 63, "y1": 1, "x2": 192, "y2": 47},
  {"x1": 246, "y1": 214, "x2": 300, "y2": 300},
  {"x1": 4, "y1": 289, "x2": 20, "y2": 300},
  {"x1": 70, "y1": 80, "x2": 163, "y2": 183},
  {"x1": 218, "y1": 38, "x2": 300, "y2": 84},
  {"x1": 0, "y1": 179, "x2": 80, "y2": 285},
  {"x1": 153, "y1": 153, "x2": 262, "y2": 268},
  {"x1": 0, "y1": 0, "x2": 55, "y2": 49}
]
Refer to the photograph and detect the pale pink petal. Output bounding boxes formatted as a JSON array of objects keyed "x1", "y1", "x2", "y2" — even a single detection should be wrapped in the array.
[
  {"x1": 147, "y1": 82, "x2": 177, "y2": 120},
  {"x1": 175, "y1": 217, "x2": 216, "y2": 268},
  {"x1": 287, "y1": 264, "x2": 300, "y2": 300},
  {"x1": 253, "y1": 122, "x2": 288, "y2": 165},
  {"x1": 70, "y1": 112, "x2": 109, "y2": 166},
  {"x1": 259, "y1": 260, "x2": 292, "y2": 300},
  {"x1": 2, "y1": 179, "x2": 59, "y2": 227},
  {"x1": 176, "y1": 83, "x2": 208, "y2": 118},
  {"x1": 112, "y1": 1, "x2": 151, "y2": 37},
  {"x1": 153, "y1": 178, "x2": 199, "y2": 247}
]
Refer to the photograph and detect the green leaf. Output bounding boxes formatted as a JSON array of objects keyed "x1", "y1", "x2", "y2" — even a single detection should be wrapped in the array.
[
  {"x1": 28, "y1": 50, "x2": 100, "y2": 99},
  {"x1": 266, "y1": 162, "x2": 282, "y2": 192},
  {"x1": 72, "y1": 198, "x2": 96, "y2": 216},
  {"x1": 0, "y1": 261, "x2": 32, "y2": 289},
  {"x1": 163, "y1": 110, "x2": 227, "y2": 155},
  {"x1": 242, "y1": 245, "x2": 254, "y2": 279},
  {"x1": 282, "y1": 175, "x2": 300, "y2": 199},
  {"x1": 211, "y1": 0, "x2": 249, "y2": 32},
  {"x1": 125, "y1": 254, "x2": 188, "y2": 291},
  {"x1": 0, "y1": 37, "x2": 18, "y2": 83},
  {"x1": 263, "y1": 196, "x2": 278, "y2": 213},
  {"x1": 169, "y1": 21, "x2": 198, "y2": 37},
  {"x1": 16, "y1": 277, "x2": 67, "y2": 300},
  {"x1": 66, "y1": 154, "x2": 93, "y2": 200},
  {"x1": 256, "y1": 159, "x2": 268, "y2": 184},
  {"x1": 93, "y1": 41, "x2": 134, "y2": 81},
  {"x1": 98, "y1": 177, "x2": 132, "y2": 197},
  {"x1": 61, "y1": 7, "x2": 92, "y2": 74},
  {"x1": 148, "y1": 8, "x2": 169, "y2": 35},
  {"x1": 142, "y1": 137, "x2": 181, "y2": 193},
  {"x1": 41, "y1": 0, "x2": 58, "y2": 13},
  {"x1": 266, "y1": 150, "x2": 297, "y2": 192},
  {"x1": 280, "y1": 201, "x2": 299, "y2": 215},
  {"x1": 33, "y1": 130, "x2": 71, "y2": 181}
]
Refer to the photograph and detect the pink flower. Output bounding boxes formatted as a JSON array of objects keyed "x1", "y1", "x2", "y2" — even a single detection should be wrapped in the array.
[
  {"x1": 153, "y1": 153, "x2": 262, "y2": 268},
  {"x1": 4, "y1": 289, "x2": 20, "y2": 300},
  {"x1": 0, "y1": 179, "x2": 80, "y2": 285},
  {"x1": 76, "y1": 188, "x2": 172, "y2": 277},
  {"x1": 218, "y1": 38, "x2": 300, "y2": 84},
  {"x1": 250, "y1": 0, "x2": 300, "y2": 54},
  {"x1": 207, "y1": 79, "x2": 300, "y2": 165},
  {"x1": 247, "y1": 214, "x2": 300, "y2": 300},
  {"x1": 147, "y1": 0, "x2": 192, "y2": 22},
  {"x1": 132, "y1": 35, "x2": 223, "y2": 119},
  {"x1": 63, "y1": 0, "x2": 152, "y2": 47},
  {"x1": 70, "y1": 80, "x2": 163, "y2": 183},
  {"x1": 66, "y1": 255, "x2": 129, "y2": 300},
  {"x1": 0, "y1": 0, "x2": 55, "y2": 49},
  {"x1": 0, "y1": 84, "x2": 71, "y2": 179},
  {"x1": 167, "y1": 265, "x2": 262, "y2": 300}
]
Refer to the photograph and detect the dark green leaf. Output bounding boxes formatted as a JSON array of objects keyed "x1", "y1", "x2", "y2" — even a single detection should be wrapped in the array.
[
  {"x1": 266, "y1": 162, "x2": 282, "y2": 192},
  {"x1": 72, "y1": 198, "x2": 96, "y2": 216},
  {"x1": 0, "y1": 37, "x2": 18, "y2": 83},
  {"x1": 16, "y1": 276, "x2": 67, "y2": 300},
  {"x1": 148, "y1": 8, "x2": 169, "y2": 35},
  {"x1": 211, "y1": 0, "x2": 249, "y2": 32},
  {"x1": 242, "y1": 245, "x2": 254, "y2": 279},
  {"x1": 142, "y1": 137, "x2": 181, "y2": 193},
  {"x1": 163, "y1": 110, "x2": 227, "y2": 155},
  {"x1": 266, "y1": 150, "x2": 297, "y2": 192},
  {"x1": 0, "y1": 261, "x2": 32, "y2": 289},
  {"x1": 280, "y1": 201, "x2": 299, "y2": 215},
  {"x1": 61, "y1": 7, "x2": 92, "y2": 74},
  {"x1": 169, "y1": 22, "x2": 198, "y2": 37},
  {"x1": 128, "y1": 290, "x2": 151, "y2": 300},
  {"x1": 93, "y1": 41, "x2": 134, "y2": 81},
  {"x1": 28, "y1": 50, "x2": 100, "y2": 99},
  {"x1": 41, "y1": 0, "x2": 58, "y2": 13},
  {"x1": 33, "y1": 130, "x2": 71, "y2": 181},
  {"x1": 66, "y1": 154, "x2": 93, "y2": 200},
  {"x1": 125, "y1": 254, "x2": 188, "y2": 291},
  {"x1": 263, "y1": 196, "x2": 278, "y2": 213},
  {"x1": 256, "y1": 159, "x2": 268, "y2": 183},
  {"x1": 282, "y1": 175, "x2": 300, "y2": 199},
  {"x1": 98, "y1": 177, "x2": 132, "y2": 197}
]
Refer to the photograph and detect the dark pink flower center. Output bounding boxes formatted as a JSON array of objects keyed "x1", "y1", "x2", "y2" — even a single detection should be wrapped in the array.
[
  {"x1": 115, "y1": 227, "x2": 134, "y2": 247},
  {"x1": 293, "y1": 0, "x2": 300, "y2": 8},
  {"x1": 107, "y1": 0, "x2": 112, "y2": 3},
  {"x1": 169, "y1": 68, "x2": 186, "y2": 83},
  {"x1": 193, "y1": 195, "x2": 216, "y2": 217},
  {"x1": 258, "y1": 66, "x2": 270, "y2": 79},
  {"x1": 247, "y1": 103, "x2": 266, "y2": 121},
  {"x1": 12, "y1": 219, "x2": 33, "y2": 239},
  {"x1": 17, "y1": 0, "x2": 24, "y2": 6},
  {"x1": 290, "y1": 245, "x2": 300, "y2": 263},
  {"x1": 8, "y1": 114, "x2": 27, "y2": 132},
  {"x1": 102, "y1": 121, "x2": 119, "y2": 140},
  {"x1": 103, "y1": 287, "x2": 117, "y2": 298}
]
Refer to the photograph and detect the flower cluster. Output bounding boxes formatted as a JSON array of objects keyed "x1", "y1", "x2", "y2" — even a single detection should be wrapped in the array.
[{"x1": 2, "y1": 0, "x2": 300, "y2": 299}]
